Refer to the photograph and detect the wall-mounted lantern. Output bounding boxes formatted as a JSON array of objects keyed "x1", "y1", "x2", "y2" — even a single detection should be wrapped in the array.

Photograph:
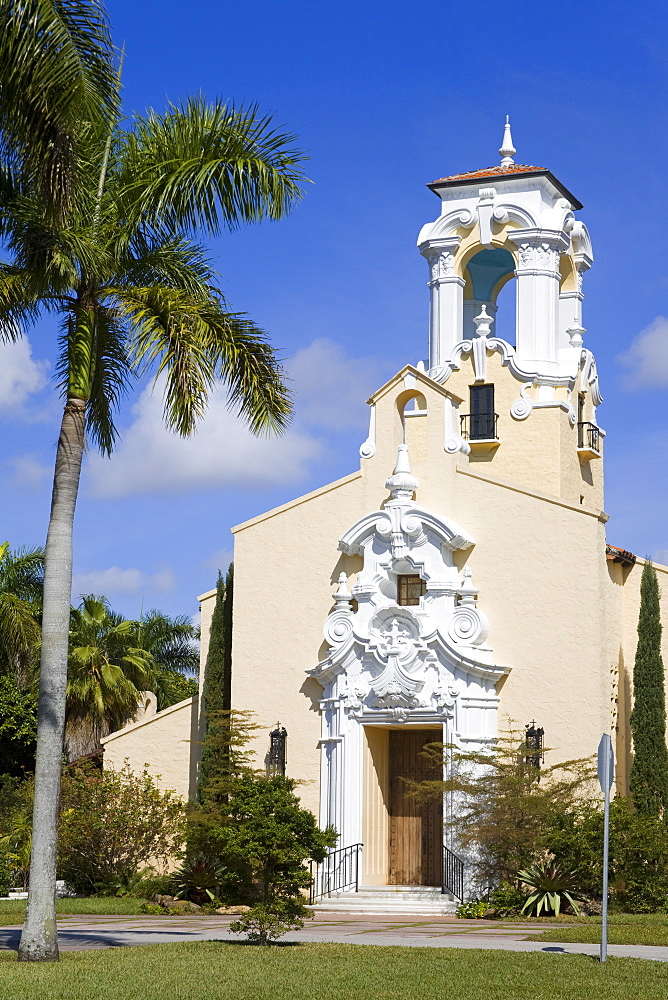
[
  {"x1": 525, "y1": 721, "x2": 544, "y2": 769},
  {"x1": 268, "y1": 723, "x2": 287, "y2": 775}
]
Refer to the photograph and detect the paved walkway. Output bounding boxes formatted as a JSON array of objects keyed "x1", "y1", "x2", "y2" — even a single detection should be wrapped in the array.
[{"x1": 1, "y1": 912, "x2": 667, "y2": 963}]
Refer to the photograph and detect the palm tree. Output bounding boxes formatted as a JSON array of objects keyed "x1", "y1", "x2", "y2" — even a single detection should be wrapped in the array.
[
  {"x1": 0, "y1": 0, "x2": 117, "y2": 221},
  {"x1": 65, "y1": 595, "x2": 154, "y2": 761},
  {"x1": 0, "y1": 542, "x2": 44, "y2": 685},
  {"x1": 136, "y1": 609, "x2": 199, "y2": 712},
  {"x1": 2, "y1": 86, "x2": 305, "y2": 960}
]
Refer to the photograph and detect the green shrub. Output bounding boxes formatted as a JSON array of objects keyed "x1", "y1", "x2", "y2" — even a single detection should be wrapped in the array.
[
  {"x1": 0, "y1": 846, "x2": 16, "y2": 895},
  {"x1": 548, "y1": 797, "x2": 668, "y2": 913},
  {"x1": 58, "y1": 762, "x2": 185, "y2": 896},
  {"x1": 139, "y1": 902, "x2": 165, "y2": 915},
  {"x1": 488, "y1": 881, "x2": 526, "y2": 916},
  {"x1": 456, "y1": 899, "x2": 489, "y2": 918},
  {"x1": 230, "y1": 900, "x2": 306, "y2": 945}
]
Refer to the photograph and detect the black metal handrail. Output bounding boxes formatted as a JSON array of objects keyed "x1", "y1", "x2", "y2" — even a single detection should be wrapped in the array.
[
  {"x1": 460, "y1": 412, "x2": 499, "y2": 441},
  {"x1": 578, "y1": 421, "x2": 600, "y2": 453},
  {"x1": 309, "y1": 843, "x2": 363, "y2": 903},
  {"x1": 442, "y1": 844, "x2": 465, "y2": 900}
]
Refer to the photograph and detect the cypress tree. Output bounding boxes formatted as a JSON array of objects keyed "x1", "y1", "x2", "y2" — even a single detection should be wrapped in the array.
[
  {"x1": 198, "y1": 563, "x2": 233, "y2": 797},
  {"x1": 629, "y1": 561, "x2": 668, "y2": 817}
]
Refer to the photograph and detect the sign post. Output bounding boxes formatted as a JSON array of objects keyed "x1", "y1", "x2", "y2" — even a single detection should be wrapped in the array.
[{"x1": 597, "y1": 733, "x2": 614, "y2": 964}]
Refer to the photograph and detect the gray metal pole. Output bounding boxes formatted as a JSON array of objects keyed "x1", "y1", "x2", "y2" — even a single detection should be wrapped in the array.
[{"x1": 600, "y1": 756, "x2": 610, "y2": 963}]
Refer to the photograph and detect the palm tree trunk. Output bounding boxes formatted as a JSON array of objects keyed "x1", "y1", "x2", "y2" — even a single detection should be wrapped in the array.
[{"x1": 18, "y1": 397, "x2": 86, "y2": 962}]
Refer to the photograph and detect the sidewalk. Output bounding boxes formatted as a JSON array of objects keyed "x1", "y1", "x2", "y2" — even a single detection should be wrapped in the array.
[{"x1": 1, "y1": 911, "x2": 667, "y2": 963}]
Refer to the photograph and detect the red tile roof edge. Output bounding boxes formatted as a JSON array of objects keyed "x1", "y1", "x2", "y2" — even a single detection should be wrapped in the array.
[{"x1": 431, "y1": 164, "x2": 545, "y2": 184}]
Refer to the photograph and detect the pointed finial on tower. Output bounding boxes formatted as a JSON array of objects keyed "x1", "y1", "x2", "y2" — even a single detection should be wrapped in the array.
[
  {"x1": 499, "y1": 115, "x2": 516, "y2": 169},
  {"x1": 385, "y1": 443, "x2": 420, "y2": 500}
]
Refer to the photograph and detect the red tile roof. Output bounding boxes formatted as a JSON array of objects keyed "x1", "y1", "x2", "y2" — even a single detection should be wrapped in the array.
[
  {"x1": 431, "y1": 164, "x2": 545, "y2": 184},
  {"x1": 428, "y1": 165, "x2": 583, "y2": 211}
]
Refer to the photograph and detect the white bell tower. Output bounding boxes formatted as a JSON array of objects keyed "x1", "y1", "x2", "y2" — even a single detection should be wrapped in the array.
[{"x1": 417, "y1": 119, "x2": 594, "y2": 381}]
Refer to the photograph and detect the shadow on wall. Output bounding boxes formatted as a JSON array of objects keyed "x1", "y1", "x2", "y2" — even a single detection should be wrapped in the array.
[
  {"x1": 187, "y1": 692, "x2": 201, "y2": 800},
  {"x1": 616, "y1": 645, "x2": 632, "y2": 797}
]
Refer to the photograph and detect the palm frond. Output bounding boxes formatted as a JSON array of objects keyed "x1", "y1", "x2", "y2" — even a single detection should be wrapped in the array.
[
  {"x1": 0, "y1": 592, "x2": 42, "y2": 671},
  {"x1": 112, "y1": 284, "x2": 292, "y2": 436},
  {"x1": 0, "y1": 0, "x2": 117, "y2": 217},
  {"x1": 115, "y1": 97, "x2": 308, "y2": 236},
  {"x1": 115, "y1": 234, "x2": 218, "y2": 297},
  {"x1": 0, "y1": 266, "x2": 40, "y2": 342},
  {"x1": 0, "y1": 544, "x2": 44, "y2": 605},
  {"x1": 138, "y1": 610, "x2": 199, "y2": 676},
  {"x1": 83, "y1": 304, "x2": 132, "y2": 455}
]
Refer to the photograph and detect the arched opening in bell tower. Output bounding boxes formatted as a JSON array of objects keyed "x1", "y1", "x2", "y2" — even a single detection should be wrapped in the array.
[{"x1": 463, "y1": 247, "x2": 516, "y2": 345}]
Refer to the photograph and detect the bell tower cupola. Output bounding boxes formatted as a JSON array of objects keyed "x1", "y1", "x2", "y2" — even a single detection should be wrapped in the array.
[{"x1": 417, "y1": 119, "x2": 593, "y2": 381}]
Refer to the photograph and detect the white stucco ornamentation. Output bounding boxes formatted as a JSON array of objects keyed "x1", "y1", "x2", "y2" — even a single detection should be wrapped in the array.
[
  {"x1": 359, "y1": 403, "x2": 376, "y2": 459},
  {"x1": 580, "y1": 349, "x2": 603, "y2": 407},
  {"x1": 510, "y1": 383, "x2": 534, "y2": 421},
  {"x1": 308, "y1": 445, "x2": 510, "y2": 846}
]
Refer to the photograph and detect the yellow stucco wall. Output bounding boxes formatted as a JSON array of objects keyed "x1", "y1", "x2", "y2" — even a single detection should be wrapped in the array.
[
  {"x1": 101, "y1": 696, "x2": 199, "y2": 801},
  {"x1": 107, "y1": 354, "x2": 665, "y2": 819},
  {"x1": 221, "y1": 366, "x2": 603, "y2": 807}
]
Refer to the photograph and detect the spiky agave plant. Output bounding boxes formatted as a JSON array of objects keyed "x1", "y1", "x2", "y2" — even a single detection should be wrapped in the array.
[
  {"x1": 170, "y1": 859, "x2": 227, "y2": 905},
  {"x1": 518, "y1": 861, "x2": 583, "y2": 916}
]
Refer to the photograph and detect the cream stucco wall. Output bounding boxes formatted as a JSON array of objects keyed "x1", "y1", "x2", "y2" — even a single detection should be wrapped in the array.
[
  {"x1": 109, "y1": 353, "x2": 662, "y2": 819},
  {"x1": 101, "y1": 696, "x2": 199, "y2": 801},
  {"x1": 606, "y1": 557, "x2": 668, "y2": 796},
  {"x1": 223, "y1": 360, "x2": 621, "y2": 818}
]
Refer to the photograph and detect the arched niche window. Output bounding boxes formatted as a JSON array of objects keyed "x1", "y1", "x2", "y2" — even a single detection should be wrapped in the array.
[
  {"x1": 400, "y1": 392, "x2": 428, "y2": 456},
  {"x1": 463, "y1": 247, "x2": 516, "y2": 346}
]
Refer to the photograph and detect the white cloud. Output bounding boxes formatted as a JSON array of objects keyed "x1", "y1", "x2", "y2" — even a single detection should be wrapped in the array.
[
  {"x1": 617, "y1": 316, "x2": 668, "y2": 390},
  {"x1": 72, "y1": 565, "x2": 176, "y2": 598},
  {"x1": 0, "y1": 338, "x2": 50, "y2": 412},
  {"x1": 4, "y1": 453, "x2": 50, "y2": 490},
  {"x1": 85, "y1": 379, "x2": 322, "y2": 498},
  {"x1": 83, "y1": 338, "x2": 386, "y2": 499},
  {"x1": 290, "y1": 338, "x2": 387, "y2": 430}
]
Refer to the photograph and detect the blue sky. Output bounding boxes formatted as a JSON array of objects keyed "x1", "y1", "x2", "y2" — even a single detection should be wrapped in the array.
[{"x1": 2, "y1": 0, "x2": 668, "y2": 619}]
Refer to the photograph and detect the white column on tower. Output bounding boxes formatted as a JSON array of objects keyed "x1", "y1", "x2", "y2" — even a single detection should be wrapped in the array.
[
  {"x1": 419, "y1": 237, "x2": 464, "y2": 370},
  {"x1": 508, "y1": 229, "x2": 570, "y2": 370}
]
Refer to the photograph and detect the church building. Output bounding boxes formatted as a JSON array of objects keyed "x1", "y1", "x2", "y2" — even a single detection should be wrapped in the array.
[{"x1": 102, "y1": 122, "x2": 666, "y2": 909}]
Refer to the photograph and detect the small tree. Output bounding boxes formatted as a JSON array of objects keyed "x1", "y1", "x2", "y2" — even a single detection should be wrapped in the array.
[
  {"x1": 0, "y1": 676, "x2": 37, "y2": 776},
  {"x1": 221, "y1": 774, "x2": 335, "y2": 943},
  {"x1": 630, "y1": 561, "x2": 668, "y2": 818},
  {"x1": 57, "y1": 762, "x2": 185, "y2": 895},
  {"x1": 189, "y1": 711, "x2": 335, "y2": 942},
  {"x1": 199, "y1": 565, "x2": 233, "y2": 797},
  {"x1": 412, "y1": 729, "x2": 595, "y2": 888}
]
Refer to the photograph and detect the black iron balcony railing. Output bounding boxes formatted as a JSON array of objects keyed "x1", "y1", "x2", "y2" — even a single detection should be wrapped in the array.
[
  {"x1": 442, "y1": 844, "x2": 465, "y2": 900},
  {"x1": 578, "y1": 421, "x2": 600, "y2": 453},
  {"x1": 309, "y1": 843, "x2": 362, "y2": 903},
  {"x1": 460, "y1": 412, "x2": 499, "y2": 442}
]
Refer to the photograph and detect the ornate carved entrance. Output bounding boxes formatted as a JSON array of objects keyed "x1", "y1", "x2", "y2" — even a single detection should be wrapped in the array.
[{"x1": 388, "y1": 729, "x2": 442, "y2": 886}]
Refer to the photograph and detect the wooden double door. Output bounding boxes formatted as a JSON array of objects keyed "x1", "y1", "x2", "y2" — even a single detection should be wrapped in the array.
[{"x1": 388, "y1": 729, "x2": 442, "y2": 886}]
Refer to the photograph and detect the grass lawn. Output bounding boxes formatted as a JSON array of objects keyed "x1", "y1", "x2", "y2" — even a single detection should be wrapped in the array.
[
  {"x1": 528, "y1": 913, "x2": 668, "y2": 947},
  {"x1": 0, "y1": 897, "x2": 146, "y2": 924},
  {"x1": 0, "y1": 942, "x2": 666, "y2": 1000}
]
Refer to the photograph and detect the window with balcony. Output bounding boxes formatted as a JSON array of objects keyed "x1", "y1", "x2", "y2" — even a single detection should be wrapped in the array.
[{"x1": 461, "y1": 384, "x2": 498, "y2": 441}]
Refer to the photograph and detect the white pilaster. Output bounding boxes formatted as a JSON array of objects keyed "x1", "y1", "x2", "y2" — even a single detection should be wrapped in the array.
[
  {"x1": 509, "y1": 229, "x2": 570, "y2": 370},
  {"x1": 419, "y1": 237, "x2": 464, "y2": 369}
]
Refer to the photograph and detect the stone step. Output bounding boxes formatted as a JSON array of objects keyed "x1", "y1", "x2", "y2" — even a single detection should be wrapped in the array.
[{"x1": 310, "y1": 886, "x2": 459, "y2": 915}]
